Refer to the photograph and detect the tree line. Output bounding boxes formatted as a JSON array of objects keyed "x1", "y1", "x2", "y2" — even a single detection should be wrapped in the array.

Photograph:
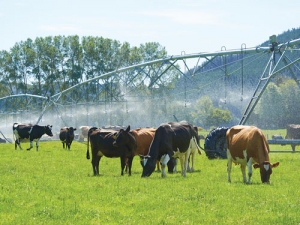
[{"x1": 0, "y1": 35, "x2": 168, "y2": 97}]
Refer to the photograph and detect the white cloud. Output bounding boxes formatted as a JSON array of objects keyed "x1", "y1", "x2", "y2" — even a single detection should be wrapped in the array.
[
  {"x1": 40, "y1": 24, "x2": 81, "y2": 32},
  {"x1": 141, "y1": 9, "x2": 221, "y2": 26}
]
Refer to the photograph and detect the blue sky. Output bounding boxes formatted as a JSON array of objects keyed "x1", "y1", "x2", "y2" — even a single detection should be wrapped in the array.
[{"x1": 1, "y1": 0, "x2": 300, "y2": 56}]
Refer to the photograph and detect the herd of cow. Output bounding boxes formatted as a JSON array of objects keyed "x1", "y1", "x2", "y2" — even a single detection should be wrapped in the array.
[{"x1": 11, "y1": 121, "x2": 280, "y2": 183}]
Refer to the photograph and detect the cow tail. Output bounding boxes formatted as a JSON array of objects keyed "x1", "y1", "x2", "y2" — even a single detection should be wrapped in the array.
[
  {"x1": 86, "y1": 131, "x2": 90, "y2": 160},
  {"x1": 198, "y1": 139, "x2": 205, "y2": 151}
]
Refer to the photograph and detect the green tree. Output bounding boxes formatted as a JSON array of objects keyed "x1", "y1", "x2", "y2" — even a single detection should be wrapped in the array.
[
  {"x1": 257, "y1": 82, "x2": 284, "y2": 128},
  {"x1": 206, "y1": 108, "x2": 232, "y2": 127},
  {"x1": 279, "y1": 79, "x2": 300, "y2": 125},
  {"x1": 190, "y1": 96, "x2": 231, "y2": 127}
]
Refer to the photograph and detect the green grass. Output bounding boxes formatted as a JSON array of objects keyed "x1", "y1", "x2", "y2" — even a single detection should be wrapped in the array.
[{"x1": 0, "y1": 140, "x2": 300, "y2": 224}]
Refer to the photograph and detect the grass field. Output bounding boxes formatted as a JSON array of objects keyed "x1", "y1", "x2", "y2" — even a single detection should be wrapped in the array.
[{"x1": 0, "y1": 137, "x2": 300, "y2": 224}]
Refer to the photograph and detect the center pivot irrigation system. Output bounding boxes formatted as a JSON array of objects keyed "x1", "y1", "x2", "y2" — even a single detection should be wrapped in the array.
[{"x1": 1, "y1": 35, "x2": 300, "y2": 127}]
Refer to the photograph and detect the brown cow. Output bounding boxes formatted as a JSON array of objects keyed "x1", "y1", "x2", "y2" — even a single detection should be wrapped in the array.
[
  {"x1": 86, "y1": 127, "x2": 135, "y2": 176},
  {"x1": 226, "y1": 125, "x2": 279, "y2": 184},
  {"x1": 59, "y1": 127, "x2": 76, "y2": 150}
]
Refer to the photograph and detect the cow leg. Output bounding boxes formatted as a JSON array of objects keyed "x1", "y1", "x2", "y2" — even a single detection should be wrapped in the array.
[
  {"x1": 247, "y1": 158, "x2": 253, "y2": 183},
  {"x1": 182, "y1": 149, "x2": 191, "y2": 177},
  {"x1": 13, "y1": 131, "x2": 22, "y2": 150},
  {"x1": 179, "y1": 156, "x2": 185, "y2": 176},
  {"x1": 27, "y1": 141, "x2": 33, "y2": 151},
  {"x1": 92, "y1": 156, "x2": 101, "y2": 175},
  {"x1": 120, "y1": 157, "x2": 126, "y2": 176},
  {"x1": 96, "y1": 157, "x2": 101, "y2": 175},
  {"x1": 36, "y1": 140, "x2": 40, "y2": 151},
  {"x1": 173, "y1": 158, "x2": 178, "y2": 172},
  {"x1": 156, "y1": 160, "x2": 161, "y2": 171},
  {"x1": 188, "y1": 150, "x2": 195, "y2": 172},
  {"x1": 15, "y1": 139, "x2": 22, "y2": 150},
  {"x1": 161, "y1": 163, "x2": 166, "y2": 177},
  {"x1": 67, "y1": 140, "x2": 71, "y2": 150},
  {"x1": 127, "y1": 157, "x2": 133, "y2": 176},
  {"x1": 240, "y1": 164, "x2": 247, "y2": 183},
  {"x1": 160, "y1": 154, "x2": 170, "y2": 178},
  {"x1": 227, "y1": 150, "x2": 232, "y2": 182}
]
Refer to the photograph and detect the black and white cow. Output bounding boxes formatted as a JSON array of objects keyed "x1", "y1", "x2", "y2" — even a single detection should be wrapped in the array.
[
  {"x1": 59, "y1": 127, "x2": 77, "y2": 150},
  {"x1": 13, "y1": 123, "x2": 53, "y2": 151},
  {"x1": 140, "y1": 121, "x2": 202, "y2": 178}
]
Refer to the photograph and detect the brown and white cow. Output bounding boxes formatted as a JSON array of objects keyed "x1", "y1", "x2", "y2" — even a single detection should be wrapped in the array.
[{"x1": 226, "y1": 125, "x2": 279, "y2": 184}]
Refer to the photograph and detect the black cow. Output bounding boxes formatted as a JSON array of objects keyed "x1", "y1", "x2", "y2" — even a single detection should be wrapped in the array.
[
  {"x1": 140, "y1": 121, "x2": 202, "y2": 178},
  {"x1": 13, "y1": 123, "x2": 53, "y2": 151},
  {"x1": 113, "y1": 125, "x2": 175, "y2": 173},
  {"x1": 59, "y1": 127, "x2": 77, "y2": 150},
  {"x1": 86, "y1": 127, "x2": 135, "y2": 176}
]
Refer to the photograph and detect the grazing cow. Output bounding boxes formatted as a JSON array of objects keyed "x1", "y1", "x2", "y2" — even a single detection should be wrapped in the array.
[
  {"x1": 113, "y1": 126, "x2": 170, "y2": 172},
  {"x1": 86, "y1": 127, "x2": 135, "y2": 176},
  {"x1": 226, "y1": 125, "x2": 280, "y2": 184},
  {"x1": 140, "y1": 121, "x2": 202, "y2": 178},
  {"x1": 59, "y1": 127, "x2": 77, "y2": 150},
  {"x1": 13, "y1": 123, "x2": 53, "y2": 151},
  {"x1": 78, "y1": 126, "x2": 91, "y2": 141}
]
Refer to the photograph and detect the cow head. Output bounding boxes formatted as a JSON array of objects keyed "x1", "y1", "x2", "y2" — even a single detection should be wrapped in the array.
[
  {"x1": 113, "y1": 125, "x2": 130, "y2": 147},
  {"x1": 45, "y1": 125, "x2": 53, "y2": 137},
  {"x1": 67, "y1": 127, "x2": 76, "y2": 135},
  {"x1": 140, "y1": 155, "x2": 156, "y2": 177},
  {"x1": 253, "y1": 161, "x2": 280, "y2": 183}
]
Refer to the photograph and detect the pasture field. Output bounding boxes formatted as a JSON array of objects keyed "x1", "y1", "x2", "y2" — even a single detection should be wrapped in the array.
[{"x1": 0, "y1": 138, "x2": 300, "y2": 224}]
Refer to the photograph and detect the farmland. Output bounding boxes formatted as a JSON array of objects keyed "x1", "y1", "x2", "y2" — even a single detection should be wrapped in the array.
[{"x1": 0, "y1": 138, "x2": 299, "y2": 224}]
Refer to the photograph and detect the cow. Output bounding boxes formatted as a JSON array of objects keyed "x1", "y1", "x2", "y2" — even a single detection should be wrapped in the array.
[
  {"x1": 86, "y1": 127, "x2": 135, "y2": 176},
  {"x1": 140, "y1": 121, "x2": 202, "y2": 178},
  {"x1": 113, "y1": 126, "x2": 171, "y2": 173},
  {"x1": 13, "y1": 123, "x2": 53, "y2": 151},
  {"x1": 59, "y1": 127, "x2": 77, "y2": 150},
  {"x1": 78, "y1": 126, "x2": 91, "y2": 141},
  {"x1": 226, "y1": 125, "x2": 280, "y2": 184}
]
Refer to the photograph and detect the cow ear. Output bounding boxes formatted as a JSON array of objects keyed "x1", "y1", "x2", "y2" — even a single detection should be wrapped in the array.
[
  {"x1": 253, "y1": 163, "x2": 260, "y2": 169},
  {"x1": 126, "y1": 125, "x2": 130, "y2": 132},
  {"x1": 74, "y1": 128, "x2": 77, "y2": 131},
  {"x1": 272, "y1": 162, "x2": 280, "y2": 168}
]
